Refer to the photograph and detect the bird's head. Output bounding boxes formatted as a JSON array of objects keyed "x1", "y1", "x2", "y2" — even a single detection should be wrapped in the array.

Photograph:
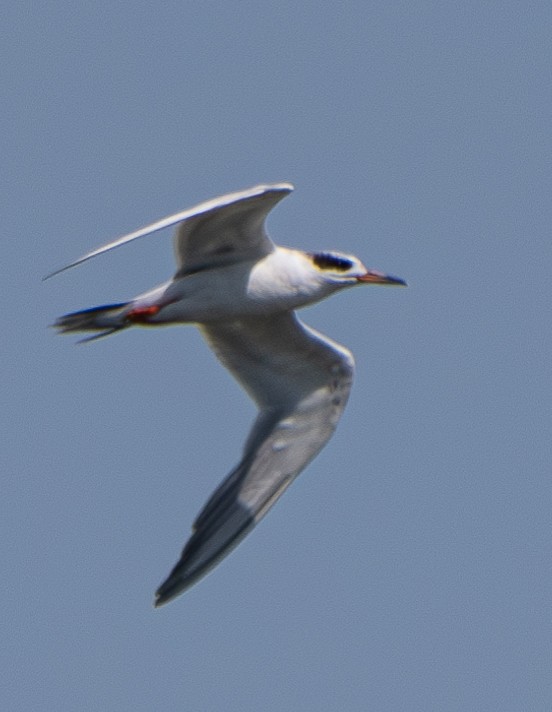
[{"x1": 307, "y1": 251, "x2": 407, "y2": 288}]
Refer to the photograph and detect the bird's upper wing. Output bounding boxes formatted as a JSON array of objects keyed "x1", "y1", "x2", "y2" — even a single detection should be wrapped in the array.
[
  {"x1": 173, "y1": 182, "x2": 292, "y2": 274},
  {"x1": 154, "y1": 312, "x2": 354, "y2": 606},
  {"x1": 44, "y1": 183, "x2": 293, "y2": 279}
]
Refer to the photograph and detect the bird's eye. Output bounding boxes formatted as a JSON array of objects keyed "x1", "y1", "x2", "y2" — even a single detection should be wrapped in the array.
[{"x1": 310, "y1": 252, "x2": 354, "y2": 272}]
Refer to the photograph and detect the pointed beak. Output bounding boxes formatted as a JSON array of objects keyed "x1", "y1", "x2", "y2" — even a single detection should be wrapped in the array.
[{"x1": 357, "y1": 270, "x2": 407, "y2": 286}]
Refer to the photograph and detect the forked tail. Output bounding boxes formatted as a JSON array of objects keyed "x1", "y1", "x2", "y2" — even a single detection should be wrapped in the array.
[{"x1": 53, "y1": 302, "x2": 130, "y2": 342}]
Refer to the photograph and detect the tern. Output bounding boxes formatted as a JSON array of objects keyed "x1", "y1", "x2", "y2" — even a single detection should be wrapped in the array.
[{"x1": 48, "y1": 182, "x2": 406, "y2": 606}]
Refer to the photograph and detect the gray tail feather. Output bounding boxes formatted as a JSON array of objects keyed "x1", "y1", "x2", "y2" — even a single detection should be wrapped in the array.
[{"x1": 53, "y1": 302, "x2": 130, "y2": 342}]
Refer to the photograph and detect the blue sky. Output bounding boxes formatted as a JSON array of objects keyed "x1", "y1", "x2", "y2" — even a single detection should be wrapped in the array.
[{"x1": 4, "y1": 2, "x2": 551, "y2": 710}]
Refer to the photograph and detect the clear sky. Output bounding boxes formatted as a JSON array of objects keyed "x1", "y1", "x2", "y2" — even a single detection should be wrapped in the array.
[{"x1": 4, "y1": 2, "x2": 551, "y2": 710}]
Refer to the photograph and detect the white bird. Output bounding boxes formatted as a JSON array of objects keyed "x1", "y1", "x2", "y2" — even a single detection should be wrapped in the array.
[{"x1": 49, "y1": 182, "x2": 406, "y2": 606}]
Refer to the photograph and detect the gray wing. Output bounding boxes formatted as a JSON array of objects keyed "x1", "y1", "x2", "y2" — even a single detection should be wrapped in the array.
[
  {"x1": 154, "y1": 313, "x2": 354, "y2": 606},
  {"x1": 44, "y1": 183, "x2": 293, "y2": 279},
  {"x1": 173, "y1": 182, "x2": 292, "y2": 274}
]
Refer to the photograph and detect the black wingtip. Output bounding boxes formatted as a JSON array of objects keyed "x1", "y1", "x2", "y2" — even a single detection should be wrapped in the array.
[
  {"x1": 153, "y1": 568, "x2": 196, "y2": 607},
  {"x1": 153, "y1": 505, "x2": 256, "y2": 606},
  {"x1": 42, "y1": 264, "x2": 74, "y2": 281}
]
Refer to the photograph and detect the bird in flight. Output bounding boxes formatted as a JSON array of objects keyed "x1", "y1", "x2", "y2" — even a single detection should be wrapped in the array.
[{"x1": 48, "y1": 183, "x2": 406, "y2": 606}]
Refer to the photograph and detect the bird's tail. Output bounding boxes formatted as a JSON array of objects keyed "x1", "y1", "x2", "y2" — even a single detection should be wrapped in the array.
[{"x1": 53, "y1": 302, "x2": 131, "y2": 342}]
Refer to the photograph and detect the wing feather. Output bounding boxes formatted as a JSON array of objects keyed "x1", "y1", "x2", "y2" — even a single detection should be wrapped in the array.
[
  {"x1": 154, "y1": 313, "x2": 354, "y2": 605},
  {"x1": 44, "y1": 183, "x2": 292, "y2": 279},
  {"x1": 174, "y1": 183, "x2": 292, "y2": 274}
]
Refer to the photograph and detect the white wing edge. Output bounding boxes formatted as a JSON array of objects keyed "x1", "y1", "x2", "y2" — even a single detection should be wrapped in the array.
[{"x1": 43, "y1": 182, "x2": 294, "y2": 280}]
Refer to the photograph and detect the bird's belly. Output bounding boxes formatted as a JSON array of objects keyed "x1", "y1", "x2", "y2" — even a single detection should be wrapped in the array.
[
  {"x1": 148, "y1": 256, "x2": 335, "y2": 324},
  {"x1": 157, "y1": 288, "x2": 310, "y2": 323}
]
